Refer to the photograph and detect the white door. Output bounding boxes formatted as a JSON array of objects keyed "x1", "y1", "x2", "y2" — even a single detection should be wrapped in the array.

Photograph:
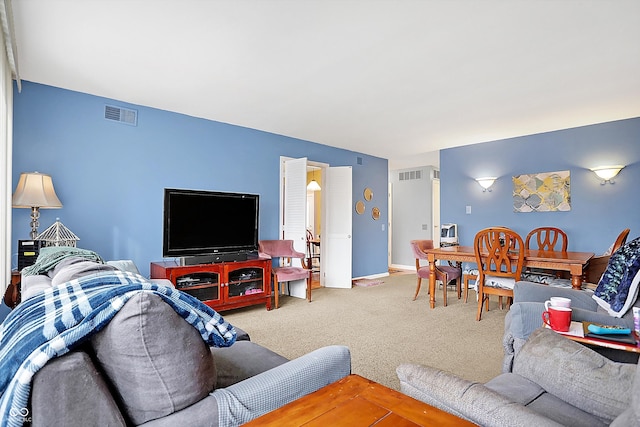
[
  {"x1": 282, "y1": 157, "x2": 307, "y2": 261},
  {"x1": 322, "y1": 166, "x2": 352, "y2": 288}
]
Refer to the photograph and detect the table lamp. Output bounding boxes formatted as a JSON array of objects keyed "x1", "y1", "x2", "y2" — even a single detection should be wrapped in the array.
[{"x1": 12, "y1": 172, "x2": 63, "y2": 239}]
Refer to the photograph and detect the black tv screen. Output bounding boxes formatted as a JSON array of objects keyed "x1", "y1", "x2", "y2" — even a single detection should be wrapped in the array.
[{"x1": 163, "y1": 188, "x2": 259, "y2": 258}]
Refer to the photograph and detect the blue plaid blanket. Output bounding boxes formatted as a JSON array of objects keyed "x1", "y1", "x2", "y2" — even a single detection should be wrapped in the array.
[{"x1": 0, "y1": 270, "x2": 236, "y2": 427}]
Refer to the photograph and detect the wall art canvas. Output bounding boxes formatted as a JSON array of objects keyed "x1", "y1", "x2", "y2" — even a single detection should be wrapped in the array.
[{"x1": 513, "y1": 170, "x2": 570, "y2": 212}]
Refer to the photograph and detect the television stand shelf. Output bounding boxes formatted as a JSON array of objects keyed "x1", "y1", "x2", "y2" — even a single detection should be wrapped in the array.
[{"x1": 150, "y1": 257, "x2": 272, "y2": 312}]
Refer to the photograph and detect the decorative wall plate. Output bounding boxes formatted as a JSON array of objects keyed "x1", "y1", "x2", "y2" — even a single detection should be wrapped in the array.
[
  {"x1": 364, "y1": 187, "x2": 373, "y2": 201},
  {"x1": 355, "y1": 200, "x2": 365, "y2": 214},
  {"x1": 372, "y1": 207, "x2": 380, "y2": 220}
]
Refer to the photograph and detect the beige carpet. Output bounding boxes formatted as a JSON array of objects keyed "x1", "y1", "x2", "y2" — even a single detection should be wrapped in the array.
[{"x1": 223, "y1": 273, "x2": 508, "y2": 391}]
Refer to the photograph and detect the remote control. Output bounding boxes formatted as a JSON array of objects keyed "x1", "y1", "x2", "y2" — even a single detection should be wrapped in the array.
[{"x1": 587, "y1": 324, "x2": 631, "y2": 335}]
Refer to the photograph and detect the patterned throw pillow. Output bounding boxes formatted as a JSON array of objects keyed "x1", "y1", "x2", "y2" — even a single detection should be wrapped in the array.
[{"x1": 593, "y1": 236, "x2": 640, "y2": 317}]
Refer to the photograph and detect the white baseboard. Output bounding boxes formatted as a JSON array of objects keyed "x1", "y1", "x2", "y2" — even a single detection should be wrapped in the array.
[{"x1": 390, "y1": 263, "x2": 416, "y2": 271}]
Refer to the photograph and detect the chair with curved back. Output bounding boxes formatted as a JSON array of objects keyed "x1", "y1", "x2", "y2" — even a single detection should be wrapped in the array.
[
  {"x1": 525, "y1": 227, "x2": 568, "y2": 252},
  {"x1": 410, "y1": 240, "x2": 461, "y2": 307},
  {"x1": 609, "y1": 228, "x2": 630, "y2": 255},
  {"x1": 521, "y1": 226, "x2": 568, "y2": 283},
  {"x1": 584, "y1": 228, "x2": 631, "y2": 285},
  {"x1": 258, "y1": 240, "x2": 311, "y2": 309},
  {"x1": 474, "y1": 227, "x2": 525, "y2": 321}
]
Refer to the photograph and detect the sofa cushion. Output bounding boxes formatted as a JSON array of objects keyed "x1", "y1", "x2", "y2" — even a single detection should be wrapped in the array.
[
  {"x1": 526, "y1": 391, "x2": 609, "y2": 427},
  {"x1": 513, "y1": 328, "x2": 634, "y2": 423},
  {"x1": 31, "y1": 350, "x2": 126, "y2": 427},
  {"x1": 50, "y1": 257, "x2": 117, "y2": 287},
  {"x1": 611, "y1": 347, "x2": 640, "y2": 426},
  {"x1": 90, "y1": 292, "x2": 216, "y2": 425},
  {"x1": 210, "y1": 340, "x2": 288, "y2": 388},
  {"x1": 484, "y1": 373, "x2": 544, "y2": 405},
  {"x1": 487, "y1": 373, "x2": 606, "y2": 426}
]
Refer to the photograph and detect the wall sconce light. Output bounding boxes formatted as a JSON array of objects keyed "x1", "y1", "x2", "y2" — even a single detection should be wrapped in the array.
[
  {"x1": 12, "y1": 172, "x2": 63, "y2": 239},
  {"x1": 475, "y1": 177, "x2": 497, "y2": 192},
  {"x1": 307, "y1": 168, "x2": 321, "y2": 192},
  {"x1": 590, "y1": 165, "x2": 624, "y2": 185}
]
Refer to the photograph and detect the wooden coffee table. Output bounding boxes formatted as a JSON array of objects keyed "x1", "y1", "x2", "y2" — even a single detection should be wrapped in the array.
[{"x1": 244, "y1": 374, "x2": 474, "y2": 426}]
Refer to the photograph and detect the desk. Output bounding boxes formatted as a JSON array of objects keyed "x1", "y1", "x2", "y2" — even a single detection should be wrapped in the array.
[
  {"x1": 424, "y1": 246, "x2": 594, "y2": 308},
  {"x1": 244, "y1": 374, "x2": 474, "y2": 426}
]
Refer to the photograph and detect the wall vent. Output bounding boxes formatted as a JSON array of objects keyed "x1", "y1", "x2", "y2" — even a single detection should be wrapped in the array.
[
  {"x1": 105, "y1": 105, "x2": 138, "y2": 126},
  {"x1": 356, "y1": 156, "x2": 363, "y2": 165},
  {"x1": 398, "y1": 170, "x2": 422, "y2": 181}
]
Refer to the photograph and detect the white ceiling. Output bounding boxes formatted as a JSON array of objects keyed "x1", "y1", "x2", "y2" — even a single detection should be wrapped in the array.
[{"x1": 10, "y1": 1, "x2": 640, "y2": 167}]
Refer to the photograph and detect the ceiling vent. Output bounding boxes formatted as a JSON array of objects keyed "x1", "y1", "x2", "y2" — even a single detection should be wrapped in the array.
[
  {"x1": 398, "y1": 170, "x2": 422, "y2": 181},
  {"x1": 104, "y1": 105, "x2": 138, "y2": 126}
]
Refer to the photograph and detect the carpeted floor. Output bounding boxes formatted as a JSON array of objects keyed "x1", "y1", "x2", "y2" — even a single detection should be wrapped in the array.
[{"x1": 223, "y1": 273, "x2": 508, "y2": 391}]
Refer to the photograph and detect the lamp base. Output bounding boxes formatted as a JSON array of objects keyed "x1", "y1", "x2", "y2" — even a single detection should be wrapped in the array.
[{"x1": 29, "y1": 206, "x2": 41, "y2": 240}]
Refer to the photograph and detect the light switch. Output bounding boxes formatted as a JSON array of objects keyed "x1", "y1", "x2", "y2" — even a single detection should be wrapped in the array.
[{"x1": 466, "y1": 205, "x2": 472, "y2": 214}]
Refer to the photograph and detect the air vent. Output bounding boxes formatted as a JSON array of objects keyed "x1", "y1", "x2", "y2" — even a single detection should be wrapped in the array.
[
  {"x1": 356, "y1": 156, "x2": 363, "y2": 165},
  {"x1": 104, "y1": 105, "x2": 138, "y2": 126},
  {"x1": 398, "y1": 170, "x2": 422, "y2": 181}
]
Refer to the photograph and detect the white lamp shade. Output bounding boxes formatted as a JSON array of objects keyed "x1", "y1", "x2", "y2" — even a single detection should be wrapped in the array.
[
  {"x1": 590, "y1": 165, "x2": 624, "y2": 181},
  {"x1": 475, "y1": 177, "x2": 497, "y2": 190},
  {"x1": 307, "y1": 180, "x2": 321, "y2": 192},
  {"x1": 12, "y1": 172, "x2": 63, "y2": 208}
]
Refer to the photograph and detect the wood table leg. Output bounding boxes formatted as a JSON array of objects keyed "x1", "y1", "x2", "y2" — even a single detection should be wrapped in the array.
[
  {"x1": 428, "y1": 253, "x2": 436, "y2": 308},
  {"x1": 570, "y1": 265, "x2": 584, "y2": 290}
]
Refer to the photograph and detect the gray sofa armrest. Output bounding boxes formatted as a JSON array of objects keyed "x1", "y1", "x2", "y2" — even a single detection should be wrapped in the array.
[
  {"x1": 513, "y1": 281, "x2": 598, "y2": 310},
  {"x1": 503, "y1": 299, "x2": 636, "y2": 372},
  {"x1": 396, "y1": 364, "x2": 562, "y2": 427},
  {"x1": 31, "y1": 351, "x2": 126, "y2": 427},
  {"x1": 211, "y1": 345, "x2": 351, "y2": 426}
]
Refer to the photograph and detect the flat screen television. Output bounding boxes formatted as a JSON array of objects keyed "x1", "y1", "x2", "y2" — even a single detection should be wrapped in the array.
[{"x1": 163, "y1": 188, "x2": 259, "y2": 262}]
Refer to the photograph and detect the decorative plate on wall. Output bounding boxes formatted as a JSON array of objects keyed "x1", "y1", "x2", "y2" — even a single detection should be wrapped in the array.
[
  {"x1": 364, "y1": 187, "x2": 373, "y2": 201},
  {"x1": 355, "y1": 200, "x2": 365, "y2": 214},
  {"x1": 372, "y1": 207, "x2": 380, "y2": 220}
]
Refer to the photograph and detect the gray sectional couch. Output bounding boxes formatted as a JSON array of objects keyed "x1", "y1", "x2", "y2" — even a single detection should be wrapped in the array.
[
  {"x1": 1, "y1": 251, "x2": 351, "y2": 426},
  {"x1": 397, "y1": 327, "x2": 639, "y2": 426},
  {"x1": 27, "y1": 292, "x2": 351, "y2": 427}
]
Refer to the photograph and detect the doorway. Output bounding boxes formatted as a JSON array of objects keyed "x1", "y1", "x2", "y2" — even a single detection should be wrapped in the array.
[{"x1": 280, "y1": 157, "x2": 353, "y2": 291}]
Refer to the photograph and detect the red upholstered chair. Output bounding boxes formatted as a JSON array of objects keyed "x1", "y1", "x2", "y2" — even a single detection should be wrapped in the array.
[
  {"x1": 258, "y1": 240, "x2": 311, "y2": 309},
  {"x1": 410, "y1": 240, "x2": 461, "y2": 307}
]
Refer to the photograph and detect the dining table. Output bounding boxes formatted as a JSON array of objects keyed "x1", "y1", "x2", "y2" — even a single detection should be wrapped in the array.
[{"x1": 423, "y1": 245, "x2": 595, "y2": 309}]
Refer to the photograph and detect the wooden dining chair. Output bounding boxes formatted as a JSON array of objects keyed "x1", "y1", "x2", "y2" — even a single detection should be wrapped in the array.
[
  {"x1": 410, "y1": 240, "x2": 461, "y2": 307},
  {"x1": 474, "y1": 227, "x2": 524, "y2": 321},
  {"x1": 258, "y1": 240, "x2": 312, "y2": 309},
  {"x1": 525, "y1": 227, "x2": 568, "y2": 252},
  {"x1": 584, "y1": 228, "x2": 631, "y2": 285},
  {"x1": 521, "y1": 226, "x2": 568, "y2": 282},
  {"x1": 609, "y1": 228, "x2": 630, "y2": 255}
]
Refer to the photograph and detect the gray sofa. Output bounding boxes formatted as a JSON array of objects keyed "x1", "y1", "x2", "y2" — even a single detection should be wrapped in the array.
[
  {"x1": 3, "y1": 253, "x2": 351, "y2": 426},
  {"x1": 27, "y1": 293, "x2": 351, "y2": 427},
  {"x1": 504, "y1": 281, "x2": 640, "y2": 369},
  {"x1": 397, "y1": 327, "x2": 639, "y2": 426}
]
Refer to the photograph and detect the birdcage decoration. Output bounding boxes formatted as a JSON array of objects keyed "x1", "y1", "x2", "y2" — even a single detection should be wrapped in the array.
[{"x1": 36, "y1": 218, "x2": 80, "y2": 247}]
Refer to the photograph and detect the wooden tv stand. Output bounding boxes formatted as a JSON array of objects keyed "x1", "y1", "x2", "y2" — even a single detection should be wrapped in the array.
[{"x1": 150, "y1": 257, "x2": 272, "y2": 312}]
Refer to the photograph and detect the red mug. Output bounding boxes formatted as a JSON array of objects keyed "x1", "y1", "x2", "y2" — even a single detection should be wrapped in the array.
[{"x1": 542, "y1": 306, "x2": 572, "y2": 332}]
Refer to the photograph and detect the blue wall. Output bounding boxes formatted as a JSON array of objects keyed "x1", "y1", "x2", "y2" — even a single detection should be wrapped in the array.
[
  {"x1": 440, "y1": 117, "x2": 640, "y2": 265},
  {"x1": 11, "y1": 82, "x2": 389, "y2": 278}
]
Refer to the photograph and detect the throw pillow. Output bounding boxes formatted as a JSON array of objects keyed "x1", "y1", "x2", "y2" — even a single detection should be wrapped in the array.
[
  {"x1": 90, "y1": 292, "x2": 216, "y2": 425},
  {"x1": 593, "y1": 237, "x2": 640, "y2": 317}
]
